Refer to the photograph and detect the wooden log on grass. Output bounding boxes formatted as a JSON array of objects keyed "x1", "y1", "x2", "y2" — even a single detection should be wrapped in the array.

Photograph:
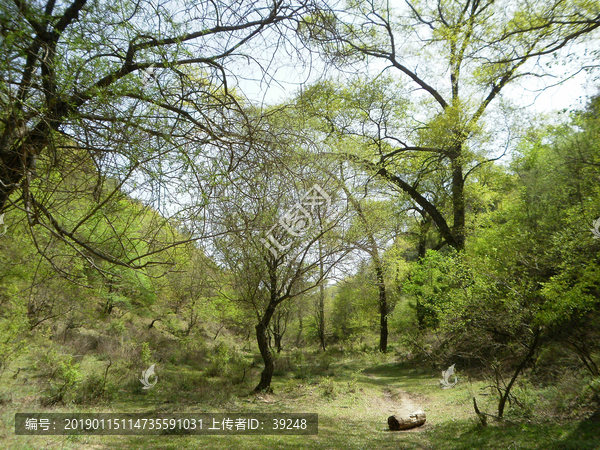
[{"x1": 388, "y1": 411, "x2": 426, "y2": 430}]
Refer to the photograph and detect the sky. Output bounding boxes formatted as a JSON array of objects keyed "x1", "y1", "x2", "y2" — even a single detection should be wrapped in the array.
[
  {"x1": 508, "y1": 62, "x2": 598, "y2": 114},
  {"x1": 227, "y1": 2, "x2": 599, "y2": 117},
  {"x1": 135, "y1": 0, "x2": 600, "y2": 224}
]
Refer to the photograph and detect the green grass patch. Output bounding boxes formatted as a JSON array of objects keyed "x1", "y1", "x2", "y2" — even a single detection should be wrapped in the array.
[{"x1": 1, "y1": 349, "x2": 599, "y2": 449}]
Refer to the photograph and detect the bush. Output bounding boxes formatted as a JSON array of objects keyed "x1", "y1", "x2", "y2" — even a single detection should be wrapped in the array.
[
  {"x1": 318, "y1": 376, "x2": 337, "y2": 398},
  {"x1": 38, "y1": 351, "x2": 82, "y2": 406},
  {"x1": 74, "y1": 371, "x2": 117, "y2": 404},
  {"x1": 205, "y1": 342, "x2": 230, "y2": 377},
  {"x1": 273, "y1": 354, "x2": 296, "y2": 376},
  {"x1": 204, "y1": 341, "x2": 247, "y2": 382},
  {"x1": 169, "y1": 337, "x2": 208, "y2": 368}
]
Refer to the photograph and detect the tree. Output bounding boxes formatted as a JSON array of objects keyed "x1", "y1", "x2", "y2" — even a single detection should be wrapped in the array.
[
  {"x1": 404, "y1": 94, "x2": 600, "y2": 419},
  {"x1": 205, "y1": 113, "x2": 350, "y2": 390},
  {"x1": 161, "y1": 245, "x2": 224, "y2": 337},
  {"x1": 213, "y1": 178, "x2": 347, "y2": 391},
  {"x1": 270, "y1": 301, "x2": 291, "y2": 353},
  {"x1": 337, "y1": 170, "x2": 398, "y2": 352},
  {"x1": 300, "y1": 0, "x2": 600, "y2": 251},
  {"x1": 519, "y1": 95, "x2": 600, "y2": 379},
  {"x1": 315, "y1": 232, "x2": 327, "y2": 351},
  {"x1": 0, "y1": 0, "x2": 313, "y2": 270},
  {"x1": 330, "y1": 262, "x2": 379, "y2": 344}
]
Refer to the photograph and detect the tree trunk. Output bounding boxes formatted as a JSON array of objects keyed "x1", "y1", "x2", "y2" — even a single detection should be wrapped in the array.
[
  {"x1": 366, "y1": 237, "x2": 388, "y2": 352},
  {"x1": 568, "y1": 339, "x2": 599, "y2": 377},
  {"x1": 267, "y1": 327, "x2": 273, "y2": 352},
  {"x1": 416, "y1": 217, "x2": 430, "y2": 329},
  {"x1": 317, "y1": 238, "x2": 326, "y2": 351},
  {"x1": 273, "y1": 332, "x2": 283, "y2": 353},
  {"x1": 498, "y1": 328, "x2": 541, "y2": 418},
  {"x1": 271, "y1": 306, "x2": 289, "y2": 353},
  {"x1": 376, "y1": 265, "x2": 388, "y2": 353},
  {"x1": 450, "y1": 152, "x2": 465, "y2": 251},
  {"x1": 317, "y1": 283, "x2": 326, "y2": 351},
  {"x1": 254, "y1": 302, "x2": 277, "y2": 392},
  {"x1": 296, "y1": 307, "x2": 303, "y2": 348},
  {"x1": 104, "y1": 300, "x2": 114, "y2": 315},
  {"x1": 337, "y1": 179, "x2": 392, "y2": 350}
]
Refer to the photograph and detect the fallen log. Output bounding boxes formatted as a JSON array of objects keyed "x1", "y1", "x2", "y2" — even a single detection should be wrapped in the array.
[{"x1": 388, "y1": 411, "x2": 426, "y2": 431}]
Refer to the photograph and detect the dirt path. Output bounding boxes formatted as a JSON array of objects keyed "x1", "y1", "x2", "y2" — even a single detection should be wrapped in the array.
[
  {"x1": 382, "y1": 387, "x2": 421, "y2": 414},
  {"x1": 365, "y1": 373, "x2": 426, "y2": 416}
]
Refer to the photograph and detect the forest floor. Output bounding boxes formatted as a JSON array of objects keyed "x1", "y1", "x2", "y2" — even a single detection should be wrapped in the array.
[{"x1": 1, "y1": 351, "x2": 599, "y2": 450}]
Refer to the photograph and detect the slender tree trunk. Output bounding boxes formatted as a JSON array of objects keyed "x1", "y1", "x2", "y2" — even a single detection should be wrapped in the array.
[
  {"x1": 317, "y1": 238, "x2": 326, "y2": 351},
  {"x1": 578, "y1": 352, "x2": 599, "y2": 377},
  {"x1": 338, "y1": 179, "x2": 391, "y2": 350},
  {"x1": 272, "y1": 306, "x2": 290, "y2": 353},
  {"x1": 568, "y1": 339, "x2": 599, "y2": 377},
  {"x1": 498, "y1": 328, "x2": 541, "y2": 418},
  {"x1": 416, "y1": 216, "x2": 431, "y2": 329},
  {"x1": 367, "y1": 237, "x2": 389, "y2": 352},
  {"x1": 267, "y1": 327, "x2": 273, "y2": 352},
  {"x1": 255, "y1": 301, "x2": 278, "y2": 392},
  {"x1": 450, "y1": 151, "x2": 465, "y2": 251},
  {"x1": 104, "y1": 283, "x2": 114, "y2": 315},
  {"x1": 417, "y1": 214, "x2": 431, "y2": 259},
  {"x1": 273, "y1": 333, "x2": 283, "y2": 353},
  {"x1": 27, "y1": 301, "x2": 37, "y2": 330},
  {"x1": 317, "y1": 283, "x2": 326, "y2": 351},
  {"x1": 296, "y1": 305, "x2": 303, "y2": 348},
  {"x1": 376, "y1": 265, "x2": 388, "y2": 353}
]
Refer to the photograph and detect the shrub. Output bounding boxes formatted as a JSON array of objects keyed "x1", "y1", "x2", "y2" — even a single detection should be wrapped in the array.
[
  {"x1": 74, "y1": 371, "x2": 117, "y2": 404},
  {"x1": 319, "y1": 376, "x2": 337, "y2": 398},
  {"x1": 39, "y1": 352, "x2": 82, "y2": 406}
]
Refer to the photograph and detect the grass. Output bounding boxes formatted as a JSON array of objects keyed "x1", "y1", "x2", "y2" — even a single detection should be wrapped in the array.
[{"x1": 1, "y1": 348, "x2": 599, "y2": 450}]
